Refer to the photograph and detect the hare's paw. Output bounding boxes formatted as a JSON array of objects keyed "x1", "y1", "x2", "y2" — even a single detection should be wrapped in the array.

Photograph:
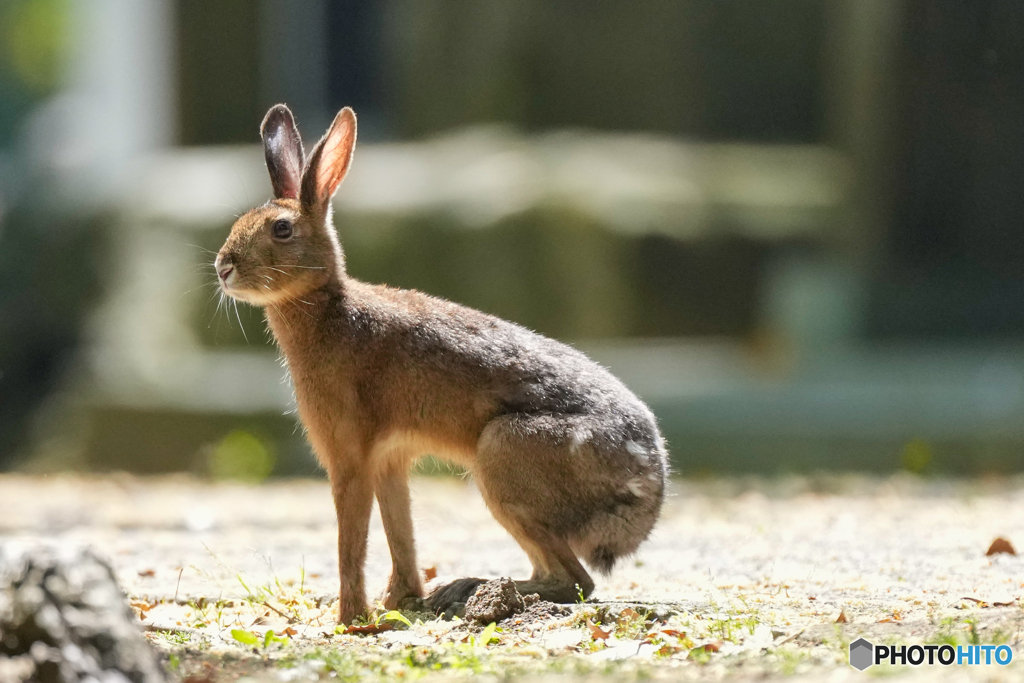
[{"x1": 425, "y1": 577, "x2": 486, "y2": 618}]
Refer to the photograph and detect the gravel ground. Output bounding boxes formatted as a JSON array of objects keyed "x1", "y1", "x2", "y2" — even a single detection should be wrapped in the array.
[{"x1": 2, "y1": 472, "x2": 1023, "y2": 682}]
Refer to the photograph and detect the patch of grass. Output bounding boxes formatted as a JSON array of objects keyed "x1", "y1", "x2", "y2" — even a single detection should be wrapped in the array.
[{"x1": 157, "y1": 629, "x2": 193, "y2": 646}]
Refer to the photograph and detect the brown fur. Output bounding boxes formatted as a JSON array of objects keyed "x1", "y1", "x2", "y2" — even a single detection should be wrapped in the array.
[{"x1": 216, "y1": 105, "x2": 668, "y2": 623}]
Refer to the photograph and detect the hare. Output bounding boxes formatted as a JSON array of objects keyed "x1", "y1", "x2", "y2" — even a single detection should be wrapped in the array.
[{"x1": 215, "y1": 104, "x2": 668, "y2": 624}]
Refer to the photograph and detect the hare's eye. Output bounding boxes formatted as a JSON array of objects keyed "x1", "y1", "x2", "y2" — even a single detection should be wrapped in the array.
[{"x1": 271, "y1": 219, "x2": 293, "y2": 240}]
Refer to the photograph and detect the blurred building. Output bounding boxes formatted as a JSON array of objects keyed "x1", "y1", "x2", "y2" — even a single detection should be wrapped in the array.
[{"x1": 2, "y1": 0, "x2": 1024, "y2": 474}]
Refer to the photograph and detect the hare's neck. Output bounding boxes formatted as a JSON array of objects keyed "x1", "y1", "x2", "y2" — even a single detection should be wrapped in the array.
[{"x1": 263, "y1": 281, "x2": 348, "y2": 362}]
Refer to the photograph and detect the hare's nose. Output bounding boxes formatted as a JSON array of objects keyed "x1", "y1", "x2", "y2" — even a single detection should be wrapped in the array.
[{"x1": 215, "y1": 254, "x2": 235, "y2": 282}]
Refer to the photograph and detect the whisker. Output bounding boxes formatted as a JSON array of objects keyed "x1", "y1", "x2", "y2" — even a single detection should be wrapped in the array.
[
  {"x1": 233, "y1": 299, "x2": 249, "y2": 344},
  {"x1": 285, "y1": 299, "x2": 316, "y2": 319},
  {"x1": 180, "y1": 280, "x2": 219, "y2": 298},
  {"x1": 259, "y1": 265, "x2": 327, "y2": 270},
  {"x1": 210, "y1": 202, "x2": 241, "y2": 219},
  {"x1": 185, "y1": 244, "x2": 220, "y2": 256},
  {"x1": 270, "y1": 303, "x2": 293, "y2": 332},
  {"x1": 210, "y1": 291, "x2": 226, "y2": 338}
]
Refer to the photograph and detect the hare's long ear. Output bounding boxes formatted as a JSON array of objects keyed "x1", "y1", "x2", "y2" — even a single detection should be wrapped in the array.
[
  {"x1": 301, "y1": 107, "x2": 356, "y2": 213},
  {"x1": 261, "y1": 104, "x2": 305, "y2": 200}
]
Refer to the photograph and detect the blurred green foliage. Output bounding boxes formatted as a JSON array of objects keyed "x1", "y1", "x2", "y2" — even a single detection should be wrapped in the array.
[
  {"x1": 0, "y1": 0, "x2": 68, "y2": 147},
  {"x1": 208, "y1": 429, "x2": 275, "y2": 482},
  {"x1": 901, "y1": 438, "x2": 933, "y2": 475},
  {"x1": 2, "y1": 0, "x2": 67, "y2": 93}
]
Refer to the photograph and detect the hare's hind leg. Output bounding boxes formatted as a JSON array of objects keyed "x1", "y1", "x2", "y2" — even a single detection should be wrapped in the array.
[
  {"x1": 425, "y1": 520, "x2": 593, "y2": 613},
  {"x1": 427, "y1": 413, "x2": 610, "y2": 614}
]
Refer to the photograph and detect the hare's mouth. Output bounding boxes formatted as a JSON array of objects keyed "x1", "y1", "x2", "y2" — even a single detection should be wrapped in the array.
[{"x1": 220, "y1": 278, "x2": 294, "y2": 307}]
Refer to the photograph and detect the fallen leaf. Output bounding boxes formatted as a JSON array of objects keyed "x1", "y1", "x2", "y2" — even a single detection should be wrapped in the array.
[
  {"x1": 986, "y1": 537, "x2": 1017, "y2": 556},
  {"x1": 231, "y1": 629, "x2": 259, "y2": 646},
  {"x1": 137, "y1": 569, "x2": 155, "y2": 578},
  {"x1": 697, "y1": 640, "x2": 723, "y2": 653},
  {"x1": 587, "y1": 620, "x2": 611, "y2": 640},
  {"x1": 282, "y1": 627, "x2": 298, "y2": 637},
  {"x1": 960, "y1": 596, "x2": 1018, "y2": 608},
  {"x1": 423, "y1": 566, "x2": 438, "y2": 582},
  {"x1": 346, "y1": 623, "x2": 394, "y2": 635},
  {"x1": 659, "y1": 629, "x2": 687, "y2": 639},
  {"x1": 590, "y1": 639, "x2": 649, "y2": 661},
  {"x1": 540, "y1": 629, "x2": 584, "y2": 651},
  {"x1": 835, "y1": 610, "x2": 848, "y2": 624}
]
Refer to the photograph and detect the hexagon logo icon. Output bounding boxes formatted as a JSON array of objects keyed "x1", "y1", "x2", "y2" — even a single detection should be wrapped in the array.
[{"x1": 849, "y1": 638, "x2": 874, "y2": 671}]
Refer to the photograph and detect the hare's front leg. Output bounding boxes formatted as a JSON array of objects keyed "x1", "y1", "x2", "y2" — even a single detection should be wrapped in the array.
[
  {"x1": 376, "y1": 466, "x2": 424, "y2": 608},
  {"x1": 329, "y1": 462, "x2": 375, "y2": 624}
]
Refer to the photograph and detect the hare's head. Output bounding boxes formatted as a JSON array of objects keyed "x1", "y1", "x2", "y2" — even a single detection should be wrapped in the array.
[{"x1": 216, "y1": 105, "x2": 356, "y2": 305}]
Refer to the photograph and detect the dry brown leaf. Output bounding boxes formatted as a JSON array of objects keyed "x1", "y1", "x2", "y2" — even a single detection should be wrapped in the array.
[
  {"x1": 835, "y1": 610, "x2": 848, "y2": 623},
  {"x1": 423, "y1": 566, "x2": 438, "y2": 582},
  {"x1": 345, "y1": 623, "x2": 394, "y2": 635},
  {"x1": 660, "y1": 628, "x2": 687, "y2": 639},
  {"x1": 282, "y1": 627, "x2": 298, "y2": 636},
  {"x1": 587, "y1": 620, "x2": 612, "y2": 640},
  {"x1": 986, "y1": 537, "x2": 1017, "y2": 556},
  {"x1": 960, "y1": 596, "x2": 1018, "y2": 608},
  {"x1": 137, "y1": 569, "x2": 155, "y2": 578},
  {"x1": 699, "y1": 640, "x2": 723, "y2": 653}
]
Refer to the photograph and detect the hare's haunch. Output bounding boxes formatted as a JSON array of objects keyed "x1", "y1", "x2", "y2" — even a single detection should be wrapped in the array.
[{"x1": 216, "y1": 105, "x2": 668, "y2": 624}]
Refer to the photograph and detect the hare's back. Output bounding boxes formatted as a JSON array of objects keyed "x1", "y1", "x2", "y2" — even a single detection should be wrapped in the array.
[{"x1": 355, "y1": 282, "x2": 657, "y2": 431}]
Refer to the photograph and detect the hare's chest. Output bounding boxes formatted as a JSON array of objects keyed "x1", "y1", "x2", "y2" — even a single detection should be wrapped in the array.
[{"x1": 287, "y1": 364, "x2": 361, "y2": 456}]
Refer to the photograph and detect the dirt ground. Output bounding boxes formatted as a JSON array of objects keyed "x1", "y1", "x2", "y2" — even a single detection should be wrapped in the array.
[{"x1": 2, "y1": 472, "x2": 1023, "y2": 682}]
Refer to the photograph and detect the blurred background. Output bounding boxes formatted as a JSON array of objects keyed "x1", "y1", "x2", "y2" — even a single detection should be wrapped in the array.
[{"x1": 2, "y1": 0, "x2": 1023, "y2": 478}]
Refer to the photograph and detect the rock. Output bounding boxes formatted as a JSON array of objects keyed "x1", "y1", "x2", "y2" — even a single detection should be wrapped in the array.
[
  {"x1": 0, "y1": 545, "x2": 167, "y2": 683},
  {"x1": 464, "y1": 577, "x2": 525, "y2": 625}
]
